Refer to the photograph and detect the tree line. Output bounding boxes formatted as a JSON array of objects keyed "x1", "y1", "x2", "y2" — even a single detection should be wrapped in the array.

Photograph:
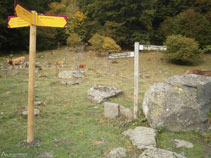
[{"x1": 0, "y1": 0, "x2": 210, "y2": 53}]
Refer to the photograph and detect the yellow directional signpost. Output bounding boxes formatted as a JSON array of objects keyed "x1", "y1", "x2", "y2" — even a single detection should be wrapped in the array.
[
  {"x1": 8, "y1": 16, "x2": 30, "y2": 28},
  {"x1": 9, "y1": 3, "x2": 68, "y2": 28},
  {"x1": 8, "y1": 2, "x2": 68, "y2": 143},
  {"x1": 15, "y1": 3, "x2": 33, "y2": 24},
  {"x1": 37, "y1": 14, "x2": 68, "y2": 28}
]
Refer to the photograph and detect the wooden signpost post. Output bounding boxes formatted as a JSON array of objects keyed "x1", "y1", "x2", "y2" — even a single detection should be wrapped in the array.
[
  {"x1": 8, "y1": 2, "x2": 67, "y2": 143},
  {"x1": 133, "y1": 43, "x2": 167, "y2": 119}
]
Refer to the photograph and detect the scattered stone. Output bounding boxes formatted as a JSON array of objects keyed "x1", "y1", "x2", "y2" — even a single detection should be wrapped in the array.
[
  {"x1": 58, "y1": 70, "x2": 85, "y2": 79},
  {"x1": 39, "y1": 152, "x2": 54, "y2": 158},
  {"x1": 20, "y1": 139, "x2": 41, "y2": 148},
  {"x1": 119, "y1": 105, "x2": 133, "y2": 120},
  {"x1": 174, "y1": 139, "x2": 194, "y2": 148},
  {"x1": 104, "y1": 102, "x2": 119, "y2": 119},
  {"x1": 22, "y1": 109, "x2": 40, "y2": 116},
  {"x1": 61, "y1": 80, "x2": 81, "y2": 85},
  {"x1": 24, "y1": 61, "x2": 29, "y2": 68},
  {"x1": 106, "y1": 147, "x2": 127, "y2": 158},
  {"x1": 14, "y1": 65, "x2": 25, "y2": 69},
  {"x1": 3, "y1": 91, "x2": 11, "y2": 97},
  {"x1": 72, "y1": 70, "x2": 85, "y2": 78},
  {"x1": 39, "y1": 55, "x2": 45, "y2": 59},
  {"x1": 23, "y1": 79, "x2": 29, "y2": 82},
  {"x1": 44, "y1": 61, "x2": 51, "y2": 67},
  {"x1": 123, "y1": 126, "x2": 157, "y2": 149},
  {"x1": 88, "y1": 85, "x2": 123, "y2": 103},
  {"x1": 35, "y1": 101, "x2": 45, "y2": 106},
  {"x1": 35, "y1": 62, "x2": 42, "y2": 70},
  {"x1": 139, "y1": 148, "x2": 186, "y2": 158},
  {"x1": 143, "y1": 74, "x2": 211, "y2": 131},
  {"x1": 5, "y1": 91, "x2": 11, "y2": 95},
  {"x1": 24, "y1": 61, "x2": 42, "y2": 70}
]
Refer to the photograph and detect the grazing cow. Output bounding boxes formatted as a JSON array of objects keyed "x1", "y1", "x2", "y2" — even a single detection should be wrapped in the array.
[
  {"x1": 79, "y1": 64, "x2": 86, "y2": 69},
  {"x1": 185, "y1": 69, "x2": 211, "y2": 77},
  {"x1": 56, "y1": 60, "x2": 64, "y2": 68},
  {"x1": 8, "y1": 56, "x2": 26, "y2": 66}
]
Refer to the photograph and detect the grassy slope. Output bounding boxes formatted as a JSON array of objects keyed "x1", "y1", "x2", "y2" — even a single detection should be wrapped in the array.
[{"x1": 0, "y1": 48, "x2": 211, "y2": 158}]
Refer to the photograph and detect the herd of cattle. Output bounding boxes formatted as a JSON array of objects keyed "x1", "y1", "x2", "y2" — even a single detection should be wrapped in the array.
[{"x1": 4, "y1": 56, "x2": 211, "y2": 77}]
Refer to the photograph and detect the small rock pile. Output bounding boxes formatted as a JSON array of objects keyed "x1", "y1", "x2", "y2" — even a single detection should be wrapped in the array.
[
  {"x1": 105, "y1": 126, "x2": 193, "y2": 158},
  {"x1": 104, "y1": 102, "x2": 133, "y2": 120}
]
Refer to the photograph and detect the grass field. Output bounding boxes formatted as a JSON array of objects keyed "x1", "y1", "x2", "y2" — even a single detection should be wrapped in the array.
[{"x1": 0, "y1": 48, "x2": 211, "y2": 158}]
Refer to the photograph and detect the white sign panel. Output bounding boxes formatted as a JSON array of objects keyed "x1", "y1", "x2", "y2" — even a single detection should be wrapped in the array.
[{"x1": 139, "y1": 45, "x2": 167, "y2": 51}]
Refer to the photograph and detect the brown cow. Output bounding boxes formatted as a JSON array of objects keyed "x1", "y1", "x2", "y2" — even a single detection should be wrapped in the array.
[
  {"x1": 185, "y1": 69, "x2": 211, "y2": 77},
  {"x1": 79, "y1": 64, "x2": 86, "y2": 69},
  {"x1": 56, "y1": 60, "x2": 64, "y2": 68},
  {"x1": 8, "y1": 56, "x2": 26, "y2": 66}
]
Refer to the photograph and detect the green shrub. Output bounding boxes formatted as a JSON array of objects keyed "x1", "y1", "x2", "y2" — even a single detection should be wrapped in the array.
[
  {"x1": 102, "y1": 37, "x2": 121, "y2": 53},
  {"x1": 88, "y1": 33, "x2": 104, "y2": 51},
  {"x1": 201, "y1": 45, "x2": 211, "y2": 54},
  {"x1": 88, "y1": 34, "x2": 121, "y2": 55},
  {"x1": 160, "y1": 9, "x2": 211, "y2": 47},
  {"x1": 164, "y1": 35, "x2": 202, "y2": 64},
  {"x1": 67, "y1": 33, "x2": 82, "y2": 48}
]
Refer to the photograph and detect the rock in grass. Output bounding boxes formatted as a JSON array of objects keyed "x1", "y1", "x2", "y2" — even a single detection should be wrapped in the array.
[
  {"x1": 119, "y1": 105, "x2": 133, "y2": 120},
  {"x1": 61, "y1": 80, "x2": 81, "y2": 85},
  {"x1": 174, "y1": 139, "x2": 194, "y2": 148},
  {"x1": 88, "y1": 85, "x2": 123, "y2": 103},
  {"x1": 58, "y1": 70, "x2": 84, "y2": 79},
  {"x1": 106, "y1": 147, "x2": 127, "y2": 158},
  {"x1": 123, "y1": 126, "x2": 157, "y2": 150},
  {"x1": 104, "y1": 102, "x2": 119, "y2": 119},
  {"x1": 35, "y1": 101, "x2": 45, "y2": 106},
  {"x1": 139, "y1": 148, "x2": 186, "y2": 158},
  {"x1": 39, "y1": 152, "x2": 54, "y2": 158},
  {"x1": 143, "y1": 74, "x2": 211, "y2": 131},
  {"x1": 22, "y1": 109, "x2": 40, "y2": 116}
]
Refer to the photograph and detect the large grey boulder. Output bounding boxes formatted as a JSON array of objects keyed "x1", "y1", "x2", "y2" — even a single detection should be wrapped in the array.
[
  {"x1": 123, "y1": 127, "x2": 157, "y2": 149},
  {"x1": 143, "y1": 74, "x2": 211, "y2": 131},
  {"x1": 139, "y1": 148, "x2": 186, "y2": 158},
  {"x1": 88, "y1": 85, "x2": 123, "y2": 103}
]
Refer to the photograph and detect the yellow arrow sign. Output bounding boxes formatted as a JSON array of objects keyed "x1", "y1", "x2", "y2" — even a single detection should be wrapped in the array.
[
  {"x1": 15, "y1": 3, "x2": 33, "y2": 24},
  {"x1": 8, "y1": 16, "x2": 30, "y2": 28},
  {"x1": 37, "y1": 14, "x2": 68, "y2": 28}
]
